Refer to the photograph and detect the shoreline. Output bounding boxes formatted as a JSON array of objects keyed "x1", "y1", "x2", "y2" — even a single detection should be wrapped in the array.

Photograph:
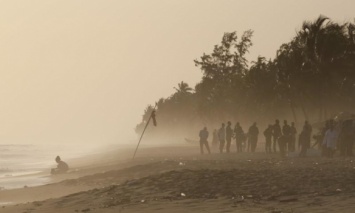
[
  {"x1": 2, "y1": 144, "x2": 355, "y2": 212},
  {"x1": 0, "y1": 142, "x2": 119, "y2": 190},
  {"x1": 0, "y1": 144, "x2": 199, "y2": 205}
]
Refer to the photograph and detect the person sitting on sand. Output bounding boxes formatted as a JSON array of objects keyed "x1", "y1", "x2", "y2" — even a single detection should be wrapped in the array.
[
  {"x1": 199, "y1": 127, "x2": 211, "y2": 154},
  {"x1": 51, "y1": 156, "x2": 69, "y2": 175}
]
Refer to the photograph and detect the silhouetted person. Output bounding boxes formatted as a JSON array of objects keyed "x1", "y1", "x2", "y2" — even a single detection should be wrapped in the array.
[
  {"x1": 320, "y1": 120, "x2": 331, "y2": 157},
  {"x1": 299, "y1": 126, "x2": 310, "y2": 157},
  {"x1": 278, "y1": 135, "x2": 288, "y2": 158},
  {"x1": 199, "y1": 127, "x2": 211, "y2": 154},
  {"x1": 218, "y1": 123, "x2": 226, "y2": 153},
  {"x1": 234, "y1": 122, "x2": 244, "y2": 153},
  {"x1": 272, "y1": 119, "x2": 282, "y2": 153},
  {"x1": 311, "y1": 120, "x2": 330, "y2": 156},
  {"x1": 312, "y1": 132, "x2": 323, "y2": 150},
  {"x1": 338, "y1": 120, "x2": 354, "y2": 157},
  {"x1": 51, "y1": 156, "x2": 69, "y2": 175},
  {"x1": 248, "y1": 122, "x2": 259, "y2": 152},
  {"x1": 226, "y1": 121, "x2": 233, "y2": 153},
  {"x1": 264, "y1": 125, "x2": 273, "y2": 153},
  {"x1": 303, "y1": 120, "x2": 313, "y2": 142},
  {"x1": 322, "y1": 122, "x2": 337, "y2": 158},
  {"x1": 282, "y1": 120, "x2": 291, "y2": 153},
  {"x1": 290, "y1": 122, "x2": 297, "y2": 152},
  {"x1": 212, "y1": 129, "x2": 219, "y2": 150}
]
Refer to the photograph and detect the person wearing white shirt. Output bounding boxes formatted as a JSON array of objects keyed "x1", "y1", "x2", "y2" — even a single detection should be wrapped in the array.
[{"x1": 322, "y1": 122, "x2": 338, "y2": 158}]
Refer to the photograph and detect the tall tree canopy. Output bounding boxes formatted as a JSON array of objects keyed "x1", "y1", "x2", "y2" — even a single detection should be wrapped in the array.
[{"x1": 135, "y1": 16, "x2": 355, "y2": 139}]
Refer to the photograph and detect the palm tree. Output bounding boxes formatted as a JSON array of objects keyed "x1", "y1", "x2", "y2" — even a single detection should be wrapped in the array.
[
  {"x1": 347, "y1": 22, "x2": 355, "y2": 44},
  {"x1": 299, "y1": 15, "x2": 336, "y2": 121},
  {"x1": 299, "y1": 15, "x2": 329, "y2": 69},
  {"x1": 297, "y1": 15, "x2": 355, "y2": 121},
  {"x1": 174, "y1": 81, "x2": 193, "y2": 94}
]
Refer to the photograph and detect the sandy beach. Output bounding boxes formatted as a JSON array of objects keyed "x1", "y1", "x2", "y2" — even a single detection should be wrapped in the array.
[
  {"x1": 1, "y1": 144, "x2": 355, "y2": 213},
  {"x1": 2, "y1": 1, "x2": 355, "y2": 212}
]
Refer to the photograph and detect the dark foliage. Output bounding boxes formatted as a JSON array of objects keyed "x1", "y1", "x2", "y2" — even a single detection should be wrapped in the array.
[{"x1": 135, "y1": 16, "x2": 355, "y2": 138}]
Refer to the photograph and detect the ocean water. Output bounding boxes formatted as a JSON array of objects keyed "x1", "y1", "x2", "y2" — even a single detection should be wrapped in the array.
[{"x1": 0, "y1": 143, "x2": 100, "y2": 189}]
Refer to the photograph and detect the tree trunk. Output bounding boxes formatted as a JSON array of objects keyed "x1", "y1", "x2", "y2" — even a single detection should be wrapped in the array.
[
  {"x1": 299, "y1": 93, "x2": 309, "y2": 122},
  {"x1": 290, "y1": 101, "x2": 298, "y2": 124},
  {"x1": 301, "y1": 104, "x2": 309, "y2": 122},
  {"x1": 318, "y1": 107, "x2": 323, "y2": 122}
]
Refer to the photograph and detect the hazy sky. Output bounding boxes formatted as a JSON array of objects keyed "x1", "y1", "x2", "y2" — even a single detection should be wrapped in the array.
[{"x1": 0, "y1": 0, "x2": 354, "y2": 144}]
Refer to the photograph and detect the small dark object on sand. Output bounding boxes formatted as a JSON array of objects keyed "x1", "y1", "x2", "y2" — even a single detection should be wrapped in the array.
[{"x1": 279, "y1": 196, "x2": 298, "y2": 202}]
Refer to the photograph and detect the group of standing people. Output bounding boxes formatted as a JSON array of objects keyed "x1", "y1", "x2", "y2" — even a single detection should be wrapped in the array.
[
  {"x1": 218, "y1": 122, "x2": 260, "y2": 153},
  {"x1": 199, "y1": 121, "x2": 260, "y2": 154},
  {"x1": 314, "y1": 119, "x2": 355, "y2": 158},
  {"x1": 199, "y1": 119, "x2": 314, "y2": 157},
  {"x1": 199, "y1": 118, "x2": 355, "y2": 158},
  {"x1": 264, "y1": 120, "x2": 312, "y2": 157}
]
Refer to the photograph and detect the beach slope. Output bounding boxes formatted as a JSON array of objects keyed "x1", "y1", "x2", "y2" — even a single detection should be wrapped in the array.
[{"x1": 2, "y1": 146, "x2": 355, "y2": 213}]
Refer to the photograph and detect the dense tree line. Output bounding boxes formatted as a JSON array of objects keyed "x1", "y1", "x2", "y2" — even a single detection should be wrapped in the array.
[{"x1": 135, "y1": 15, "x2": 355, "y2": 139}]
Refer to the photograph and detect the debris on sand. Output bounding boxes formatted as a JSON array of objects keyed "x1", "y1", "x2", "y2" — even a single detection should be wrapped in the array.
[{"x1": 279, "y1": 196, "x2": 298, "y2": 202}]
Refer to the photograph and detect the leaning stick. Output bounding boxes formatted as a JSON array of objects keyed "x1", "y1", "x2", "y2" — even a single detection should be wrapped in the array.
[{"x1": 132, "y1": 103, "x2": 157, "y2": 159}]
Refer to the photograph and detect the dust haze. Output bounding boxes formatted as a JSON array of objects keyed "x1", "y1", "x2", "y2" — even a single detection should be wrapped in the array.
[
  {"x1": 1, "y1": 1, "x2": 355, "y2": 213},
  {"x1": 0, "y1": 0, "x2": 354, "y2": 145}
]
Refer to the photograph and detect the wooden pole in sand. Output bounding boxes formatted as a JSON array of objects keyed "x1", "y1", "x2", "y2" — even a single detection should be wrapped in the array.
[{"x1": 132, "y1": 103, "x2": 157, "y2": 160}]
